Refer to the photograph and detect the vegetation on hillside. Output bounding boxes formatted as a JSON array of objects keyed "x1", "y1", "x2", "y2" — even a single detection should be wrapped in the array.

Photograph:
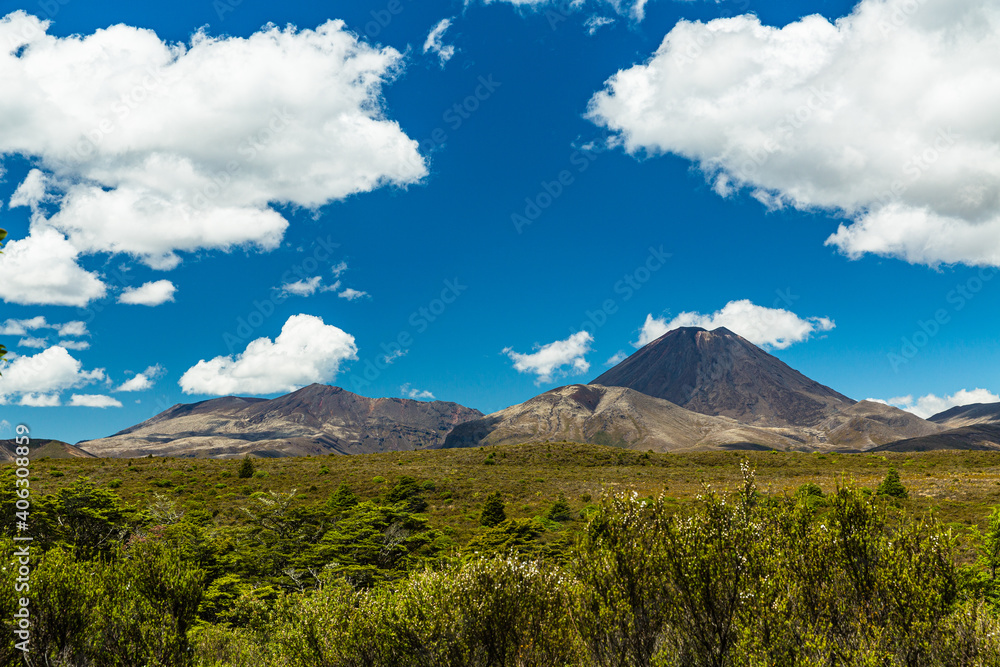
[{"x1": 6, "y1": 444, "x2": 1000, "y2": 665}]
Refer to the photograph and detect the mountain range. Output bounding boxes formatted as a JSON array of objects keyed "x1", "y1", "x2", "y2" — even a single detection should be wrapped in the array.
[{"x1": 69, "y1": 327, "x2": 1000, "y2": 457}]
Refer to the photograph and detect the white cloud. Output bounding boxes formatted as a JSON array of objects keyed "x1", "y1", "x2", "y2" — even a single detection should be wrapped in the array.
[
  {"x1": 587, "y1": 0, "x2": 1000, "y2": 268},
  {"x1": 1, "y1": 318, "x2": 90, "y2": 352},
  {"x1": 503, "y1": 331, "x2": 593, "y2": 385},
  {"x1": 20, "y1": 393, "x2": 61, "y2": 407},
  {"x1": 0, "y1": 420, "x2": 10, "y2": 435},
  {"x1": 57, "y1": 321, "x2": 87, "y2": 337},
  {"x1": 280, "y1": 276, "x2": 324, "y2": 297},
  {"x1": 118, "y1": 279, "x2": 176, "y2": 306},
  {"x1": 605, "y1": 350, "x2": 627, "y2": 366},
  {"x1": 179, "y1": 314, "x2": 358, "y2": 395},
  {"x1": 0, "y1": 230, "x2": 106, "y2": 306},
  {"x1": 585, "y1": 15, "x2": 616, "y2": 35},
  {"x1": 116, "y1": 364, "x2": 164, "y2": 392},
  {"x1": 0, "y1": 12, "x2": 426, "y2": 302},
  {"x1": 0, "y1": 345, "x2": 105, "y2": 404},
  {"x1": 331, "y1": 261, "x2": 348, "y2": 277},
  {"x1": 636, "y1": 300, "x2": 835, "y2": 349},
  {"x1": 423, "y1": 18, "x2": 456, "y2": 66},
  {"x1": 0, "y1": 316, "x2": 50, "y2": 336},
  {"x1": 338, "y1": 287, "x2": 369, "y2": 301},
  {"x1": 69, "y1": 394, "x2": 123, "y2": 408},
  {"x1": 401, "y1": 383, "x2": 436, "y2": 400},
  {"x1": 887, "y1": 388, "x2": 1000, "y2": 419}
]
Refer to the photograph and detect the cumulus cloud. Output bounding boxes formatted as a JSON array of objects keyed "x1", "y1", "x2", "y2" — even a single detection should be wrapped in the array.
[
  {"x1": 17, "y1": 337, "x2": 47, "y2": 349},
  {"x1": 1, "y1": 317, "x2": 85, "y2": 335},
  {"x1": 0, "y1": 12, "x2": 426, "y2": 304},
  {"x1": 0, "y1": 229, "x2": 106, "y2": 306},
  {"x1": 20, "y1": 393, "x2": 61, "y2": 407},
  {"x1": 57, "y1": 321, "x2": 87, "y2": 337},
  {"x1": 179, "y1": 314, "x2": 358, "y2": 395},
  {"x1": 58, "y1": 340, "x2": 90, "y2": 350},
  {"x1": 423, "y1": 18, "x2": 456, "y2": 66},
  {"x1": 503, "y1": 331, "x2": 593, "y2": 385},
  {"x1": 69, "y1": 394, "x2": 123, "y2": 408},
  {"x1": 0, "y1": 345, "x2": 105, "y2": 404},
  {"x1": 886, "y1": 388, "x2": 1000, "y2": 419},
  {"x1": 118, "y1": 279, "x2": 176, "y2": 306},
  {"x1": 116, "y1": 364, "x2": 165, "y2": 392},
  {"x1": 636, "y1": 300, "x2": 835, "y2": 349},
  {"x1": 587, "y1": 0, "x2": 1000, "y2": 267},
  {"x1": 281, "y1": 276, "x2": 325, "y2": 297},
  {"x1": 401, "y1": 383, "x2": 436, "y2": 400}
]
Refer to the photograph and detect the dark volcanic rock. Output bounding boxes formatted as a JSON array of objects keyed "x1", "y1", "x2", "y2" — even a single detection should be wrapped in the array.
[{"x1": 590, "y1": 327, "x2": 854, "y2": 427}]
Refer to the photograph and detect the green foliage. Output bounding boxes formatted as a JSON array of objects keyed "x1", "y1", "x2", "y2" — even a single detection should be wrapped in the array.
[
  {"x1": 546, "y1": 493, "x2": 572, "y2": 522},
  {"x1": 466, "y1": 518, "x2": 544, "y2": 556},
  {"x1": 877, "y1": 466, "x2": 909, "y2": 499},
  {"x1": 327, "y1": 482, "x2": 358, "y2": 509},
  {"x1": 386, "y1": 475, "x2": 428, "y2": 512},
  {"x1": 479, "y1": 490, "x2": 507, "y2": 527},
  {"x1": 237, "y1": 456, "x2": 255, "y2": 479}
]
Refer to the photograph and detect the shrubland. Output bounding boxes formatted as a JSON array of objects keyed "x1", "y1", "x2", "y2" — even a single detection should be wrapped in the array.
[{"x1": 5, "y1": 442, "x2": 1000, "y2": 666}]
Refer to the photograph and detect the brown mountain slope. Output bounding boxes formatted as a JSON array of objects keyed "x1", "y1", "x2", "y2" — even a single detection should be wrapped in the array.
[
  {"x1": 78, "y1": 384, "x2": 483, "y2": 458},
  {"x1": 442, "y1": 384, "x2": 813, "y2": 452},
  {"x1": 929, "y1": 402, "x2": 1000, "y2": 428},
  {"x1": 590, "y1": 327, "x2": 854, "y2": 427},
  {"x1": 0, "y1": 439, "x2": 96, "y2": 461},
  {"x1": 817, "y1": 400, "x2": 945, "y2": 449}
]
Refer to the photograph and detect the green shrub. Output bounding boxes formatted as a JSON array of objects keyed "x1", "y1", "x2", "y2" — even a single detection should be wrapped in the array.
[
  {"x1": 237, "y1": 456, "x2": 254, "y2": 479},
  {"x1": 479, "y1": 491, "x2": 506, "y2": 527}
]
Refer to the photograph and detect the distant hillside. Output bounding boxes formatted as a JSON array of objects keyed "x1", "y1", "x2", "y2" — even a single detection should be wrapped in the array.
[
  {"x1": 818, "y1": 400, "x2": 944, "y2": 449},
  {"x1": 0, "y1": 439, "x2": 95, "y2": 461},
  {"x1": 930, "y1": 402, "x2": 1000, "y2": 428},
  {"x1": 443, "y1": 384, "x2": 815, "y2": 452},
  {"x1": 591, "y1": 327, "x2": 854, "y2": 427},
  {"x1": 870, "y1": 424, "x2": 1000, "y2": 452},
  {"x1": 78, "y1": 384, "x2": 483, "y2": 458}
]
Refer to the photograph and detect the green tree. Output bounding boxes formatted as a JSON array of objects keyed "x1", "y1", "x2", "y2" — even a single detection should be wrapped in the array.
[
  {"x1": 480, "y1": 491, "x2": 506, "y2": 527},
  {"x1": 546, "y1": 493, "x2": 572, "y2": 522},
  {"x1": 876, "y1": 466, "x2": 908, "y2": 499},
  {"x1": 238, "y1": 456, "x2": 255, "y2": 479}
]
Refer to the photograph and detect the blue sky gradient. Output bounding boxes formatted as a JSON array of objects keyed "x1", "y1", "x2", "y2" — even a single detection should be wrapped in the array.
[{"x1": 2, "y1": 0, "x2": 998, "y2": 442}]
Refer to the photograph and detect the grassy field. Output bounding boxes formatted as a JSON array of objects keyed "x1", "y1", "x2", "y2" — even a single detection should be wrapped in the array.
[{"x1": 14, "y1": 441, "x2": 1000, "y2": 548}]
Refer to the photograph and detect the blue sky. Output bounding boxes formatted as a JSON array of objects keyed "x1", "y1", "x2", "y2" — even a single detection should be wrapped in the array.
[{"x1": 1, "y1": 0, "x2": 999, "y2": 443}]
